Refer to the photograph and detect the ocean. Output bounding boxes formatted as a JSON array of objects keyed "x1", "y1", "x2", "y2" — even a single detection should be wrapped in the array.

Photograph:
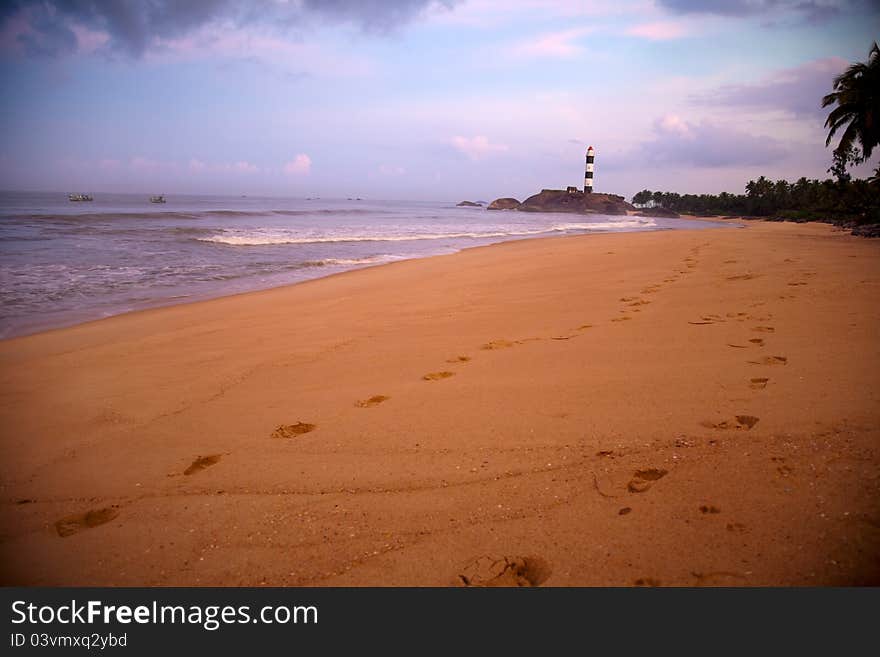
[{"x1": 0, "y1": 191, "x2": 725, "y2": 338}]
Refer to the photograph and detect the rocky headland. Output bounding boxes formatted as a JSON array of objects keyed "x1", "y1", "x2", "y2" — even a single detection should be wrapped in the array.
[{"x1": 488, "y1": 189, "x2": 634, "y2": 215}]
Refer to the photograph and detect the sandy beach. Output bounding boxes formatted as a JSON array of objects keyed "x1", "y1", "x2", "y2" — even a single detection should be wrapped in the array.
[{"x1": 0, "y1": 218, "x2": 878, "y2": 586}]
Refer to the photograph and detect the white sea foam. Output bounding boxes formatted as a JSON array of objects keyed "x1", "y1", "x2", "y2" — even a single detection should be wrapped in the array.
[
  {"x1": 196, "y1": 220, "x2": 654, "y2": 246},
  {"x1": 304, "y1": 255, "x2": 404, "y2": 267}
]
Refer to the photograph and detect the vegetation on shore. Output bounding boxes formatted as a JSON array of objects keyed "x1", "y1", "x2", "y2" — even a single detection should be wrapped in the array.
[{"x1": 631, "y1": 175, "x2": 878, "y2": 226}]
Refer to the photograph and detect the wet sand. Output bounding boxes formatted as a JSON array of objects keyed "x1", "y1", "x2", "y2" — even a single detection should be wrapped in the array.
[{"x1": 1, "y1": 219, "x2": 878, "y2": 586}]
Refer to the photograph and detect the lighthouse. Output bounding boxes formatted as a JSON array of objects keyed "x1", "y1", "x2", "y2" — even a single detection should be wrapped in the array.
[{"x1": 584, "y1": 146, "x2": 594, "y2": 194}]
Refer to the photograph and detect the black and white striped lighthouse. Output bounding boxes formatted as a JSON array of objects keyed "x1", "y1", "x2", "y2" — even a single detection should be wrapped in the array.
[{"x1": 584, "y1": 146, "x2": 595, "y2": 194}]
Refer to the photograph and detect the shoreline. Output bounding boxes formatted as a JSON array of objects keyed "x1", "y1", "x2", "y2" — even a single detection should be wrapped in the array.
[
  {"x1": 0, "y1": 215, "x2": 731, "y2": 343},
  {"x1": 1, "y1": 218, "x2": 877, "y2": 586}
]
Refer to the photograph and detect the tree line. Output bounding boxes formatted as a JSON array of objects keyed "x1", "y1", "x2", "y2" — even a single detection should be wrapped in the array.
[{"x1": 631, "y1": 174, "x2": 879, "y2": 225}]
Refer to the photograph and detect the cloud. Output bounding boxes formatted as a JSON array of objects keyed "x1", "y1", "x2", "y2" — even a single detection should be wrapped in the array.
[
  {"x1": 655, "y1": 0, "x2": 875, "y2": 23},
  {"x1": 301, "y1": 0, "x2": 459, "y2": 33},
  {"x1": 284, "y1": 154, "x2": 312, "y2": 175},
  {"x1": 0, "y1": 0, "x2": 459, "y2": 58},
  {"x1": 189, "y1": 158, "x2": 259, "y2": 174},
  {"x1": 625, "y1": 20, "x2": 688, "y2": 40},
  {"x1": 656, "y1": 0, "x2": 780, "y2": 15},
  {"x1": 692, "y1": 57, "x2": 848, "y2": 118},
  {"x1": 510, "y1": 27, "x2": 596, "y2": 58},
  {"x1": 635, "y1": 114, "x2": 788, "y2": 167},
  {"x1": 451, "y1": 136, "x2": 509, "y2": 160},
  {"x1": 229, "y1": 160, "x2": 258, "y2": 173}
]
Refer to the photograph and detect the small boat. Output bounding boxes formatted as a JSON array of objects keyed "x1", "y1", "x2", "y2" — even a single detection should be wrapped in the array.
[
  {"x1": 150, "y1": 195, "x2": 166, "y2": 203},
  {"x1": 68, "y1": 193, "x2": 93, "y2": 202}
]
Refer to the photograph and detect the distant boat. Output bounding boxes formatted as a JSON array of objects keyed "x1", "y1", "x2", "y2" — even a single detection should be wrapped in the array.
[
  {"x1": 150, "y1": 195, "x2": 166, "y2": 204},
  {"x1": 68, "y1": 193, "x2": 93, "y2": 202}
]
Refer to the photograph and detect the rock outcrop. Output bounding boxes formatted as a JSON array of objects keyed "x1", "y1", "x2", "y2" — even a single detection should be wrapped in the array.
[
  {"x1": 456, "y1": 200, "x2": 483, "y2": 207},
  {"x1": 516, "y1": 189, "x2": 634, "y2": 216},
  {"x1": 487, "y1": 197, "x2": 521, "y2": 210},
  {"x1": 850, "y1": 223, "x2": 880, "y2": 238}
]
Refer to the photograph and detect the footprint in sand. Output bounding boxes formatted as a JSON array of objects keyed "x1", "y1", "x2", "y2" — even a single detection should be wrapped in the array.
[
  {"x1": 576, "y1": 324, "x2": 593, "y2": 331},
  {"x1": 634, "y1": 578, "x2": 662, "y2": 587},
  {"x1": 271, "y1": 422, "x2": 316, "y2": 439},
  {"x1": 627, "y1": 468, "x2": 668, "y2": 493},
  {"x1": 445, "y1": 355, "x2": 471, "y2": 363},
  {"x1": 749, "y1": 377, "x2": 769, "y2": 390},
  {"x1": 611, "y1": 316, "x2": 632, "y2": 322},
  {"x1": 752, "y1": 326, "x2": 775, "y2": 333},
  {"x1": 749, "y1": 338, "x2": 765, "y2": 346},
  {"x1": 627, "y1": 299, "x2": 650, "y2": 307},
  {"x1": 423, "y1": 371, "x2": 455, "y2": 381},
  {"x1": 700, "y1": 415, "x2": 760, "y2": 430},
  {"x1": 748, "y1": 356, "x2": 787, "y2": 366},
  {"x1": 774, "y1": 459, "x2": 793, "y2": 477},
  {"x1": 689, "y1": 315, "x2": 725, "y2": 325},
  {"x1": 355, "y1": 395, "x2": 390, "y2": 408},
  {"x1": 184, "y1": 454, "x2": 222, "y2": 475},
  {"x1": 727, "y1": 273, "x2": 758, "y2": 281},
  {"x1": 699, "y1": 505, "x2": 721, "y2": 514},
  {"x1": 455, "y1": 555, "x2": 551, "y2": 587},
  {"x1": 55, "y1": 507, "x2": 119, "y2": 538},
  {"x1": 735, "y1": 415, "x2": 760, "y2": 428},
  {"x1": 481, "y1": 339, "x2": 516, "y2": 350}
]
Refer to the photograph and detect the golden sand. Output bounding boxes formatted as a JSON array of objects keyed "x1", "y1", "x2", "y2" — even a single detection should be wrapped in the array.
[{"x1": 1, "y1": 219, "x2": 878, "y2": 586}]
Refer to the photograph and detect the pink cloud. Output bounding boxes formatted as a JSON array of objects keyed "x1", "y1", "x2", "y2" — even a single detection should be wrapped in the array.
[
  {"x1": 636, "y1": 114, "x2": 788, "y2": 168},
  {"x1": 187, "y1": 158, "x2": 258, "y2": 174},
  {"x1": 230, "y1": 161, "x2": 258, "y2": 173},
  {"x1": 626, "y1": 21, "x2": 688, "y2": 40},
  {"x1": 284, "y1": 154, "x2": 312, "y2": 175},
  {"x1": 511, "y1": 27, "x2": 596, "y2": 58},
  {"x1": 451, "y1": 136, "x2": 508, "y2": 160}
]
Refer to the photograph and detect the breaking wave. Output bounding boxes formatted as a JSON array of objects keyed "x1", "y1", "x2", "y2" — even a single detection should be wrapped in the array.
[{"x1": 197, "y1": 220, "x2": 655, "y2": 246}]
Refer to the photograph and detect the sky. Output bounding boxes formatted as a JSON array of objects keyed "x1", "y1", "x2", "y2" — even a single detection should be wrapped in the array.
[{"x1": 0, "y1": 0, "x2": 877, "y2": 202}]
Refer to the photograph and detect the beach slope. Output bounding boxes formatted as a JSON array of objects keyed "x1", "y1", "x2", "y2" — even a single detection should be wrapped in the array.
[{"x1": 1, "y1": 220, "x2": 878, "y2": 586}]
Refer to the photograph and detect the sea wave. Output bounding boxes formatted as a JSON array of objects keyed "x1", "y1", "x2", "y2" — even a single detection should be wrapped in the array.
[
  {"x1": 302, "y1": 255, "x2": 404, "y2": 267},
  {"x1": 196, "y1": 220, "x2": 654, "y2": 246}
]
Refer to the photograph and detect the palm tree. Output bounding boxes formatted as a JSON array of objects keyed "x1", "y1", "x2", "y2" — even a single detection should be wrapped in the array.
[{"x1": 822, "y1": 42, "x2": 879, "y2": 165}]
